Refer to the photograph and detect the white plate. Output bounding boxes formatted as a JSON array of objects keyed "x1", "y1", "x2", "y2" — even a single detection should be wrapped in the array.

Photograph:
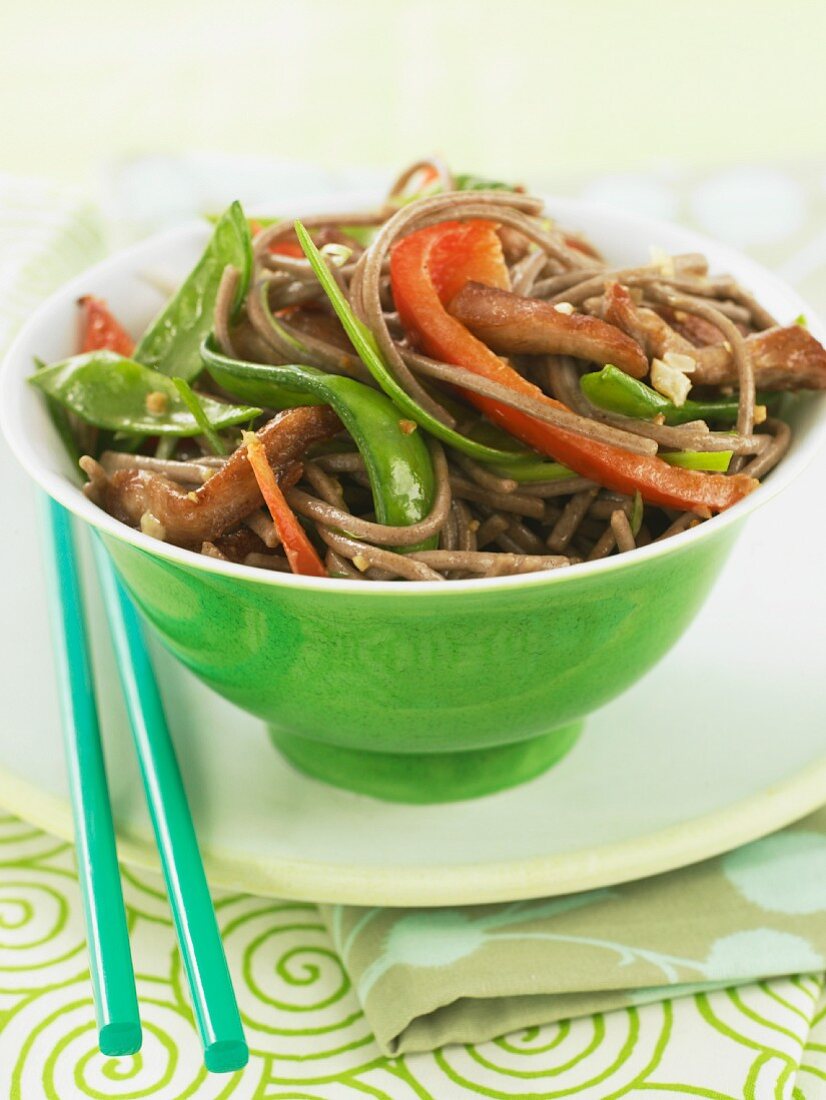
[{"x1": 2, "y1": 426, "x2": 825, "y2": 906}]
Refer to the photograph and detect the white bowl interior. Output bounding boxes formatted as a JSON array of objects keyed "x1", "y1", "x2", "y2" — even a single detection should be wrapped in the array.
[{"x1": 2, "y1": 192, "x2": 825, "y2": 592}]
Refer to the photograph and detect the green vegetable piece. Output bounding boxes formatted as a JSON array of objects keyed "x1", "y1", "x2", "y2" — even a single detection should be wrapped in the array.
[
  {"x1": 581, "y1": 364, "x2": 757, "y2": 427},
  {"x1": 207, "y1": 214, "x2": 280, "y2": 228},
  {"x1": 456, "y1": 419, "x2": 575, "y2": 481},
  {"x1": 660, "y1": 450, "x2": 732, "y2": 472},
  {"x1": 172, "y1": 378, "x2": 227, "y2": 455},
  {"x1": 30, "y1": 351, "x2": 260, "y2": 436},
  {"x1": 454, "y1": 173, "x2": 516, "y2": 192},
  {"x1": 294, "y1": 219, "x2": 549, "y2": 471},
  {"x1": 34, "y1": 356, "x2": 82, "y2": 463},
  {"x1": 201, "y1": 338, "x2": 437, "y2": 544},
  {"x1": 134, "y1": 201, "x2": 252, "y2": 382},
  {"x1": 795, "y1": 313, "x2": 808, "y2": 327},
  {"x1": 154, "y1": 436, "x2": 178, "y2": 460},
  {"x1": 492, "y1": 457, "x2": 575, "y2": 482}
]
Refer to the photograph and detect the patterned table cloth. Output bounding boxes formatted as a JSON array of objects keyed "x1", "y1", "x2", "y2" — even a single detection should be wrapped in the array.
[{"x1": 3, "y1": 814, "x2": 826, "y2": 1099}]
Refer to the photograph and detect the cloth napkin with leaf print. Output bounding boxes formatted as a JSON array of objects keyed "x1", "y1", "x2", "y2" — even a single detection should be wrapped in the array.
[{"x1": 322, "y1": 809, "x2": 826, "y2": 1054}]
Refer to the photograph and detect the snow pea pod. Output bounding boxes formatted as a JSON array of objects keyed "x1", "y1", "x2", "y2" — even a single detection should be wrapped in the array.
[
  {"x1": 30, "y1": 351, "x2": 260, "y2": 436},
  {"x1": 581, "y1": 365, "x2": 772, "y2": 427},
  {"x1": 201, "y1": 337, "x2": 436, "y2": 537},
  {"x1": 34, "y1": 356, "x2": 82, "y2": 463},
  {"x1": 134, "y1": 201, "x2": 252, "y2": 382}
]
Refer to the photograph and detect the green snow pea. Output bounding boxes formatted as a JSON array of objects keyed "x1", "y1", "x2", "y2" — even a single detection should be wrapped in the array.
[
  {"x1": 659, "y1": 450, "x2": 732, "y2": 472},
  {"x1": 29, "y1": 351, "x2": 260, "y2": 437},
  {"x1": 201, "y1": 337, "x2": 436, "y2": 540},
  {"x1": 454, "y1": 173, "x2": 516, "y2": 192},
  {"x1": 134, "y1": 201, "x2": 252, "y2": 382},
  {"x1": 580, "y1": 364, "x2": 773, "y2": 427},
  {"x1": 171, "y1": 377, "x2": 229, "y2": 455},
  {"x1": 34, "y1": 356, "x2": 82, "y2": 463}
]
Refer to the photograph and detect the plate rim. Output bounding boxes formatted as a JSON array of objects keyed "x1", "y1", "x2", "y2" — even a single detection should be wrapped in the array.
[{"x1": 1, "y1": 751, "x2": 824, "y2": 906}]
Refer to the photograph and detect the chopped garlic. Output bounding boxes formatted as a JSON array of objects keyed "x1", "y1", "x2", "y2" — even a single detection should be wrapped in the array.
[
  {"x1": 398, "y1": 419, "x2": 418, "y2": 434},
  {"x1": 320, "y1": 242, "x2": 353, "y2": 267},
  {"x1": 753, "y1": 404, "x2": 767, "y2": 426},
  {"x1": 650, "y1": 351, "x2": 697, "y2": 407},
  {"x1": 662, "y1": 351, "x2": 697, "y2": 375},
  {"x1": 145, "y1": 390, "x2": 168, "y2": 415},
  {"x1": 649, "y1": 245, "x2": 676, "y2": 279},
  {"x1": 554, "y1": 301, "x2": 575, "y2": 315},
  {"x1": 140, "y1": 512, "x2": 167, "y2": 541},
  {"x1": 352, "y1": 554, "x2": 370, "y2": 572}
]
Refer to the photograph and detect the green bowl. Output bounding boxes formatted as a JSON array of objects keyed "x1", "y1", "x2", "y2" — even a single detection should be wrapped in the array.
[
  {"x1": 4, "y1": 196, "x2": 824, "y2": 802},
  {"x1": 99, "y1": 519, "x2": 740, "y2": 801}
]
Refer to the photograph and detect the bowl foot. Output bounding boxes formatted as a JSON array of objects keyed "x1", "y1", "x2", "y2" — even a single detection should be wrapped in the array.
[{"x1": 268, "y1": 722, "x2": 583, "y2": 803}]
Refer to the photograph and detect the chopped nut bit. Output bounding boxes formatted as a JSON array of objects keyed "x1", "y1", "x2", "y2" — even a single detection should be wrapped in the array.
[
  {"x1": 399, "y1": 419, "x2": 418, "y2": 434},
  {"x1": 753, "y1": 404, "x2": 768, "y2": 426},
  {"x1": 201, "y1": 541, "x2": 227, "y2": 560},
  {"x1": 146, "y1": 390, "x2": 168, "y2": 415},
  {"x1": 352, "y1": 553, "x2": 370, "y2": 572},
  {"x1": 140, "y1": 511, "x2": 167, "y2": 541},
  {"x1": 553, "y1": 301, "x2": 575, "y2": 315}
]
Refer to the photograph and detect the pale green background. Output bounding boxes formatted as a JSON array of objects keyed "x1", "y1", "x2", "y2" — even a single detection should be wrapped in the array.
[{"x1": 2, "y1": 0, "x2": 826, "y2": 186}]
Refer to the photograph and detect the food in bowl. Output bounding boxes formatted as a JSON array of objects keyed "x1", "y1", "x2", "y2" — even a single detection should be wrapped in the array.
[{"x1": 28, "y1": 159, "x2": 826, "y2": 583}]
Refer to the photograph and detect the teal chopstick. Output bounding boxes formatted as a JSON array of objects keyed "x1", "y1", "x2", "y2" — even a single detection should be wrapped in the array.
[
  {"x1": 40, "y1": 497, "x2": 141, "y2": 1058},
  {"x1": 90, "y1": 536, "x2": 248, "y2": 1074}
]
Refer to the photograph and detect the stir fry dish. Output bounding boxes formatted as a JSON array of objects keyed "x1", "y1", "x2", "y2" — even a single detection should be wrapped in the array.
[{"x1": 30, "y1": 159, "x2": 826, "y2": 581}]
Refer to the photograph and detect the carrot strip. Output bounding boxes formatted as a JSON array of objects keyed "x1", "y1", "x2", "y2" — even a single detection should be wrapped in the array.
[{"x1": 243, "y1": 431, "x2": 328, "y2": 577}]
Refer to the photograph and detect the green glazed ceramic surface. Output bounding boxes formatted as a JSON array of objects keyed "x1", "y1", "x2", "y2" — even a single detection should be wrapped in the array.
[{"x1": 101, "y1": 519, "x2": 741, "y2": 802}]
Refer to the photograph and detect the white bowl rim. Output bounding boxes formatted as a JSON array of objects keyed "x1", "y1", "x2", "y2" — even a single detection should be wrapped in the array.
[{"x1": 2, "y1": 191, "x2": 825, "y2": 598}]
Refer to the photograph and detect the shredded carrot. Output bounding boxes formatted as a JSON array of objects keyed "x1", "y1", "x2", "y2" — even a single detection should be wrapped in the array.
[{"x1": 243, "y1": 431, "x2": 328, "y2": 577}]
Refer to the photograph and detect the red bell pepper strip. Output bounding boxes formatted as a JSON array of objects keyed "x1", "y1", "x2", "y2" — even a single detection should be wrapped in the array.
[
  {"x1": 390, "y1": 221, "x2": 757, "y2": 514},
  {"x1": 243, "y1": 431, "x2": 328, "y2": 577},
  {"x1": 269, "y1": 241, "x2": 305, "y2": 258},
  {"x1": 249, "y1": 220, "x2": 306, "y2": 258},
  {"x1": 79, "y1": 296, "x2": 135, "y2": 356}
]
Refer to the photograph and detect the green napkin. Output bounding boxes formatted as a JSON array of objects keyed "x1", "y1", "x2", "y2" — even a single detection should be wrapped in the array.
[{"x1": 322, "y1": 807, "x2": 826, "y2": 1054}]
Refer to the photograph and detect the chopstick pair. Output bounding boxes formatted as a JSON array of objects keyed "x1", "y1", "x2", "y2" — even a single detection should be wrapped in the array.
[{"x1": 41, "y1": 496, "x2": 248, "y2": 1073}]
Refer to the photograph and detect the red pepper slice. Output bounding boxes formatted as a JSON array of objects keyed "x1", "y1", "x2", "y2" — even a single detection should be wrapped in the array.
[
  {"x1": 249, "y1": 221, "x2": 305, "y2": 258},
  {"x1": 244, "y1": 432, "x2": 328, "y2": 577},
  {"x1": 390, "y1": 221, "x2": 757, "y2": 513},
  {"x1": 79, "y1": 295, "x2": 135, "y2": 356},
  {"x1": 268, "y1": 240, "x2": 305, "y2": 258}
]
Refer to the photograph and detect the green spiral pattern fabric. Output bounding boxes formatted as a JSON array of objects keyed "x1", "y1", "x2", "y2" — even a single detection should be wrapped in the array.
[{"x1": 1, "y1": 812, "x2": 826, "y2": 1099}]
